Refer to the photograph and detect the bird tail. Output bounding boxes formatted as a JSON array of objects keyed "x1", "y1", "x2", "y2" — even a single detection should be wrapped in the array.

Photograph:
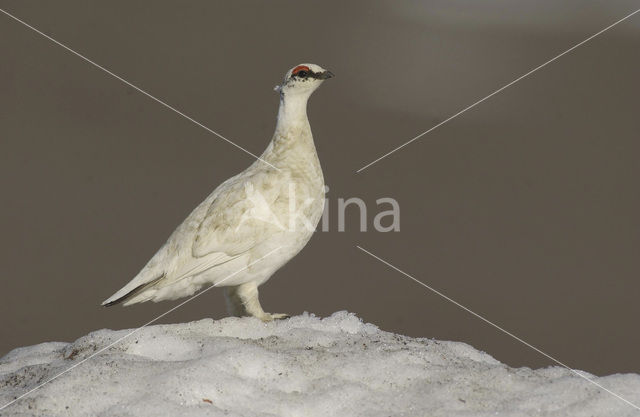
[{"x1": 102, "y1": 274, "x2": 165, "y2": 307}]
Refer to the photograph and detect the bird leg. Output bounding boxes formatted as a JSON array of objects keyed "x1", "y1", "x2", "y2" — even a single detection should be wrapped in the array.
[{"x1": 224, "y1": 282, "x2": 289, "y2": 322}]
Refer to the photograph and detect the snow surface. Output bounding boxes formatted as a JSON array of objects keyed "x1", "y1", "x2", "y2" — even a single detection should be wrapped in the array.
[{"x1": 1, "y1": 311, "x2": 639, "y2": 416}]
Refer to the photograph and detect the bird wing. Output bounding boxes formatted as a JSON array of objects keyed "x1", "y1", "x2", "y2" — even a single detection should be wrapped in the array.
[
  {"x1": 191, "y1": 169, "x2": 288, "y2": 258},
  {"x1": 102, "y1": 169, "x2": 288, "y2": 305},
  {"x1": 162, "y1": 169, "x2": 288, "y2": 283}
]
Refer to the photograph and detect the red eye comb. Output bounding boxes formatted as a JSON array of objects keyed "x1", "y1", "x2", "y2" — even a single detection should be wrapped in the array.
[{"x1": 292, "y1": 65, "x2": 310, "y2": 75}]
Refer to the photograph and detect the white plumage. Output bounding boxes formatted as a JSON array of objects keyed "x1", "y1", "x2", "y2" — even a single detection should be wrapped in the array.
[{"x1": 103, "y1": 63, "x2": 333, "y2": 321}]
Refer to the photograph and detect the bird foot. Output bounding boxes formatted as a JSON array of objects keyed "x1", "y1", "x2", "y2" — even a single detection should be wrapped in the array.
[{"x1": 259, "y1": 313, "x2": 290, "y2": 322}]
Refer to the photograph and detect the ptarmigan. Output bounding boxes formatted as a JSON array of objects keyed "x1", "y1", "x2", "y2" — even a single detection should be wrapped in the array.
[{"x1": 103, "y1": 63, "x2": 333, "y2": 321}]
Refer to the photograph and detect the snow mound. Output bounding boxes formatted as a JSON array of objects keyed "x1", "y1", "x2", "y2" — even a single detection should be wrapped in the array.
[{"x1": 1, "y1": 311, "x2": 639, "y2": 416}]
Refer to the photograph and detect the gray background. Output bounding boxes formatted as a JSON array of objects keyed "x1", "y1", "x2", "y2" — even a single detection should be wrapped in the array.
[{"x1": 1, "y1": 1, "x2": 638, "y2": 376}]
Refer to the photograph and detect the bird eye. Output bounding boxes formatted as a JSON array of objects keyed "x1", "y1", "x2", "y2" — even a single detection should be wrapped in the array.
[{"x1": 296, "y1": 70, "x2": 308, "y2": 78}]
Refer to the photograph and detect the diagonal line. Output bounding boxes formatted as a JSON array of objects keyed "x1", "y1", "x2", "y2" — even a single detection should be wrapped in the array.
[
  {"x1": 356, "y1": 8, "x2": 640, "y2": 173},
  {"x1": 0, "y1": 7, "x2": 279, "y2": 171},
  {"x1": 0, "y1": 246, "x2": 282, "y2": 411},
  {"x1": 356, "y1": 245, "x2": 640, "y2": 412}
]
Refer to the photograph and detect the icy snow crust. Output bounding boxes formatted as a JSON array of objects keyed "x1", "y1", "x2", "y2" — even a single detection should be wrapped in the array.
[{"x1": 1, "y1": 312, "x2": 639, "y2": 416}]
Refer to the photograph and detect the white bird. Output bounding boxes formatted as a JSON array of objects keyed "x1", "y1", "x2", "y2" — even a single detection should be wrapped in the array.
[{"x1": 103, "y1": 63, "x2": 333, "y2": 321}]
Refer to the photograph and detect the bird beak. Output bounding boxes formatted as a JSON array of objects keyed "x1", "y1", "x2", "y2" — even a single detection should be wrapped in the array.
[{"x1": 317, "y1": 70, "x2": 334, "y2": 80}]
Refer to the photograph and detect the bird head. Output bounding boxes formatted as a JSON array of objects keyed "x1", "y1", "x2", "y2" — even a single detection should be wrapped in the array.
[{"x1": 275, "y1": 63, "x2": 334, "y2": 97}]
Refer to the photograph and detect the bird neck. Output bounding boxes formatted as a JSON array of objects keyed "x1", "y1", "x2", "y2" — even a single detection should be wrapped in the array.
[
  {"x1": 275, "y1": 92, "x2": 311, "y2": 135},
  {"x1": 258, "y1": 92, "x2": 318, "y2": 169}
]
